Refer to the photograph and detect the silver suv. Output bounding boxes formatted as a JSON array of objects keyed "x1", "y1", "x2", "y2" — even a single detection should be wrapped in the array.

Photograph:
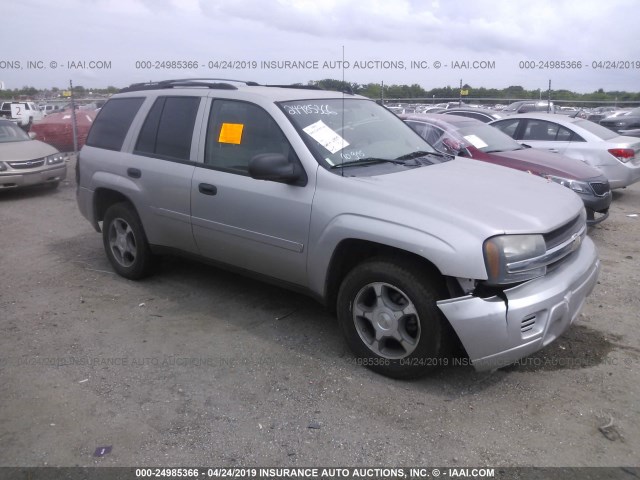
[{"x1": 77, "y1": 79, "x2": 600, "y2": 379}]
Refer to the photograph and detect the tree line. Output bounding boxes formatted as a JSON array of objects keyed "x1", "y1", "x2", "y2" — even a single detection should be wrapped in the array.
[
  {"x1": 309, "y1": 79, "x2": 640, "y2": 103},
  {"x1": 2, "y1": 81, "x2": 639, "y2": 103}
]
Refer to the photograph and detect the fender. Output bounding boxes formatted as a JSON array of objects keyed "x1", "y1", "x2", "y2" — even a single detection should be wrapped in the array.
[{"x1": 307, "y1": 213, "x2": 488, "y2": 299}]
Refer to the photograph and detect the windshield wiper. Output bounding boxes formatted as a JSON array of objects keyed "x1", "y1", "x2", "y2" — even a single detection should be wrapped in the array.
[
  {"x1": 395, "y1": 150, "x2": 452, "y2": 160},
  {"x1": 330, "y1": 157, "x2": 407, "y2": 169}
]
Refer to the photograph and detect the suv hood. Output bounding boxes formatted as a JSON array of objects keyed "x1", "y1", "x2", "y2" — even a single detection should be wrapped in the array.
[{"x1": 344, "y1": 157, "x2": 584, "y2": 237}]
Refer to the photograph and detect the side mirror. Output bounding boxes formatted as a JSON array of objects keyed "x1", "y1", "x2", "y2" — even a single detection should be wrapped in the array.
[
  {"x1": 249, "y1": 153, "x2": 302, "y2": 185},
  {"x1": 440, "y1": 137, "x2": 464, "y2": 155}
]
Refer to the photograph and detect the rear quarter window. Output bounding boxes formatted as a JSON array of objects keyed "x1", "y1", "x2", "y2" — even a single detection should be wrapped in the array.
[{"x1": 86, "y1": 97, "x2": 144, "y2": 151}]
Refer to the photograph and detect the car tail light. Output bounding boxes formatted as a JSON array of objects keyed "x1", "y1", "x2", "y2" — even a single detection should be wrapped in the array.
[{"x1": 608, "y1": 148, "x2": 635, "y2": 163}]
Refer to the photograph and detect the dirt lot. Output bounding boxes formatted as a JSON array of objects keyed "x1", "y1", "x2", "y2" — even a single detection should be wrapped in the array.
[{"x1": 1, "y1": 156, "x2": 639, "y2": 468}]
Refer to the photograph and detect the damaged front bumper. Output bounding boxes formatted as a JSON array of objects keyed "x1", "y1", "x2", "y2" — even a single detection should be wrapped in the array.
[{"x1": 437, "y1": 236, "x2": 600, "y2": 371}]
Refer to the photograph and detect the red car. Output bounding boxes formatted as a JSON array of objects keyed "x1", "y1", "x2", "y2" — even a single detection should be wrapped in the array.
[
  {"x1": 400, "y1": 113, "x2": 611, "y2": 225},
  {"x1": 30, "y1": 108, "x2": 97, "y2": 153}
]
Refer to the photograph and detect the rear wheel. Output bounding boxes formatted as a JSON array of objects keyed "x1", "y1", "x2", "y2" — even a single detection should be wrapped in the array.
[
  {"x1": 337, "y1": 257, "x2": 450, "y2": 379},
  {"x1": 102, "y1": 202, "x2": 153, "y2": 279}
]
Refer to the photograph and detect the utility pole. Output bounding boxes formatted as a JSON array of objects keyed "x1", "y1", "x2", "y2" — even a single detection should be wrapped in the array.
[{"x1": 69, "y1": 80, "x2": 79, "y2": 155}]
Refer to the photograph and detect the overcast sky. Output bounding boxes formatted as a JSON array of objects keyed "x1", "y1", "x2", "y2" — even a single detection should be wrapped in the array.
[{"x1": 2, "y1": 0, "x2": 639, "y2": 94}]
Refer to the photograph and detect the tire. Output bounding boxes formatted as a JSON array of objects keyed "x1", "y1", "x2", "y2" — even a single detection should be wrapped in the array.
[
  {"x1": 102, "y1": 202, "x2": 153, "y2": 279},
  {"x1": 337, "y1": 257, "x2": 449, "y2": 379}
]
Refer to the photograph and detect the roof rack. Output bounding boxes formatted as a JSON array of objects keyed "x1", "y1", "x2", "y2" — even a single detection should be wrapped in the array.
[
  {"x1": 264, "y1": 84, "x2": 324, "y2": 91},
  {"x1": 119, "y1": 78, "x2": 261, "y2": 93},
  {"x1": 118, "y1": 78, "x2": 329, "y2": 93}
]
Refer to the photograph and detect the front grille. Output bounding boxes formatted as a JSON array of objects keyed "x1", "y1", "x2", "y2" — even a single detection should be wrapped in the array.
[
  {"x1": 8, "y1": 158, "x2": 45, "y2": 169},
  {"x1": 589, "y1": 181, "x2": 610, "y2": 196},
  {"x1": 543, "y1": 214, "x2": 583, "y2": 250}
]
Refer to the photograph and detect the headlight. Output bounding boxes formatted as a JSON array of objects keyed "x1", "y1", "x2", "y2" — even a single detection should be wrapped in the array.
[
  {"x1": 483, "y1": 234, "x2": 546, "y2": 285},
  {"x1": 0, "y1": 162, "x2": 7, "y2": 172},
  {"x1": 545, "y1": 175, "x2": 589, "y2": 194},
  {"x1": 46, "y1": 153, "x2": 65, "y2": 165}
]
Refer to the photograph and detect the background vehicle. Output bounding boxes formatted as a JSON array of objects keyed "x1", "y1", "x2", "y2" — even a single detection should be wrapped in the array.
[
  {"x1": 0, "y1": 101, "x2": 45, "y2": 130},
  {"x1": 31, "y1": 109, "x2": 97, "y2": 152},
  {"x1": 490, "y1": 113, "x2": 640, "y2": 189},
  {"x1": 401, "y1": 114, "x2": 611, "y2": 224},
  {"x1": 0, "y1": 119, "x2": 66, "y2": 189},
  {"x1": 440, "y1": 107, "x2": 505, "y2": 123},
  {"x1": 501, "y1": 100, "x2": 555, "y2": 114},
  {"x1": 77, "y1": 79, "x2": 599, "y2": 379},
  {"x1": 599, "y1": 107, "x2": 640, "y2": 137}
]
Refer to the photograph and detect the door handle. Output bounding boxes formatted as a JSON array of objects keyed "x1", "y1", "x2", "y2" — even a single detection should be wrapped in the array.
[
  {"x1": 127, "y1": 168, "x2": 141, "y2": 178},
  {"x1": 198, "y1": 183, "x2": 217, "y2": 195},
  {"x1": 548, "y1": 148, "x2": 559, "y2": 153}
]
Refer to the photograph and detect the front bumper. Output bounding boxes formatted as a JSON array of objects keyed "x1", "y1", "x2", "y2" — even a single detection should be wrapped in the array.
[
  {"x1": 0, "y1": 164, "x2": 67, "y2": 188},
  {"x1": 437, "y1": 236, "x2": 599, "y2": 371},
  {"x1": 579, "y1": 191, "x2": 611, "y2": 225}
]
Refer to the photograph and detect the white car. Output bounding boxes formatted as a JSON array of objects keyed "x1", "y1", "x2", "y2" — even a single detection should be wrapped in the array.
[
  {"x1": 490, "y1": 113, "x2": 640, "y2": 189},
  {"x1": 0, "y1": 101, "x2": 45, "y2": 129}
]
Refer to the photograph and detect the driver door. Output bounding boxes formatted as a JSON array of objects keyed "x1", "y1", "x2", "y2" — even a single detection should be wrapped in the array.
[{"x1": 190, "y1": 99, "x2": 314, "y2": 286}]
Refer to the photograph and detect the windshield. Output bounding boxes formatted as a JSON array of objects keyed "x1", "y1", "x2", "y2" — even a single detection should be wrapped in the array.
[
  {"x1": 0, "y1": 122, "x2": 31, "y2": 143},
  {"x1": 573, "y1": 119, "x2": 619, "y2": 140},
  {"x1": 280, "y1": 98, "x2": 437, "y2": 169},
  {"x1": 454, "y1": 124, "x2": 523, "y2": 153}
]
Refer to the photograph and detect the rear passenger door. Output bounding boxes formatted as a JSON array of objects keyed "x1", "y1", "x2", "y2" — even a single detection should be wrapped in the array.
[
  {"x1": 190, "y1": 99, "x2": 314, "y2": 286},
  {"x1": 518, "y1": 119, "x2": 574, "y2": 154},
  {"x1": 127, "y1": 95, "x2": 203, "y2": 253}
]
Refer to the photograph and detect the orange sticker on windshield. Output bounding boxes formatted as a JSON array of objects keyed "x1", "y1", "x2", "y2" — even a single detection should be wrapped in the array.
[{"x1": 219, "y1": 123, "x2": 244, "y2": 144}]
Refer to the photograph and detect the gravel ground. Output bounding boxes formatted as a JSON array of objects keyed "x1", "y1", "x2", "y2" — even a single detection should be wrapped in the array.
[{"x1": 0, "y1": 157, "x2": 639, "y2": 468}]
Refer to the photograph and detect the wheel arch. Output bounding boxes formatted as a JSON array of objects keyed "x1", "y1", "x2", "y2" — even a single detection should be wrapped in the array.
[
  {"x1": 323, "y1": 239, "x2": 450, "y2": 315},
  {"x1": 93, "y1": 188, "x2": 138, "y2": 231}
]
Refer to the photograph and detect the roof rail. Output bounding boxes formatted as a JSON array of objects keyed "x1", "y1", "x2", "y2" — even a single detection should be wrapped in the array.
[
  {"x1": 264, "y1": 84, "x2": 324, "y2": 91},
  {"x1": 119, "y1": 78, "x2": 261, "y2": 93}
]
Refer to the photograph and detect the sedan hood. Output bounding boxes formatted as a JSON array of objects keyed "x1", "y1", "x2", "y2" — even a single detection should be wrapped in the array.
[
  {"x1": 489, "y1": 147, "x2": 603, "y2": 180},
  {"x1": 0, "y1": 139, "x2": 58, "y2": 161}
]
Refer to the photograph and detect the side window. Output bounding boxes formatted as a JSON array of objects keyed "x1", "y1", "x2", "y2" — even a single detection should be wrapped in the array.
[
  {"x1": 205, "y1": 100, "x2": 295, "y2": 174},
  {"x1": 421, "y1": 124, "x2": 446, "y2": 147},
  {"x1": 86, "y1": 97, "x2": 144, "y2": 151},
  {"x1": 522, "y1": 120, "x2": 573, "y2": 141},
  {"x1": 522, "y1": 120, "x2": 558, "y2": 141},
  {"x1": 492, "y1": 119, "x2": 520, "y2": 138},
  {"x1": 404, "y1": 120, "x2": 427, "y2": 138},
  {"x1": 556, "y1": 125, "x2": 583, "y2": 141},
  {"x1": 135, "y1": 96, "x2": 200, "y2": 161},
  {"x1": 404, "y1": 121, "x2": 444, "y2": 146}
]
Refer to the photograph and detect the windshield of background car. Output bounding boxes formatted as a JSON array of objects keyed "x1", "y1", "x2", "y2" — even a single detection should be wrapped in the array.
[
  {"x1": 454, "y1": 123, "x2": 523, "y2": 153},
  {"x1": 0, "y1": 122, "x2": 31, "y2": 143},
  {"x1": 502, "y1": 101, "x2": 523, "y2": 112},
  {"x1": 573, "y1": 119, "x2": 618, "y2": 140},
  {"x1": 279, "y1": 98, "x2": 436, "y2": 168}
]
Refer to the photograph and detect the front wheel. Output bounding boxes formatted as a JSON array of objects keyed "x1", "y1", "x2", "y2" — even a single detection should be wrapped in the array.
[
  {"x1": 102, "y1": 202, "x2": 153, "y2": 279},
  {"x1": 337, "y1": 257, "x2": 449, "y2": 379}
]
